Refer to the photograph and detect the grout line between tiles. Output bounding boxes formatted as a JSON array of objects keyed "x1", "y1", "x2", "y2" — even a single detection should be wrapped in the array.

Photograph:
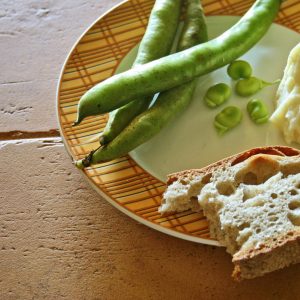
[{"x1": 0, "y1": 129, "x2": 60, "y2": 141}]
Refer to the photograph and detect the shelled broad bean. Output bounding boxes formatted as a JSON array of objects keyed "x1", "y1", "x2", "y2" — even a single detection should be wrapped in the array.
[
  {"x1": 204, "y1": 83, "x2": 231, "y2": 108},
  {"x1": 235, "y1": 77, "x2": 280, "y2": 97},
  {"x1": 214, "y1": 106, "x2": 242, "y2": 135},
  {"x1": 247, "y1": 99, "x2": 270, "y2": 124},
  {"x1": 227, "y1": 60, "x2": 252, "y2": 80}
]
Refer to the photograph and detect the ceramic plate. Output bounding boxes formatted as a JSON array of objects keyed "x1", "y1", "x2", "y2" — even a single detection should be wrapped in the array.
[{"x1": 57, "y1": 0, "x2": 300, "y2": 245}]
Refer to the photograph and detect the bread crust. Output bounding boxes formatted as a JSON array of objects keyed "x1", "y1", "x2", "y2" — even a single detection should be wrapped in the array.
[
  {"x1": 165, "y1": 146, "x2": 300, "y2": 280},
  {"x1": 232, "y1": 230, "x2": 300, "y2": 281},
  {"x1": 167, "y1": 146, "x2": 300, "y2": 185}
]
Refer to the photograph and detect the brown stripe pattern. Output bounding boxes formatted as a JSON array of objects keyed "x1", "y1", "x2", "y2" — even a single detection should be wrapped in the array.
[{"x1": 57, "y1": 0, "x2": 300, "y2": 244}]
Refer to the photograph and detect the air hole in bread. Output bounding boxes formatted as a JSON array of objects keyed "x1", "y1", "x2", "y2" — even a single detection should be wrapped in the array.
[
  {"x1": 216, "y1": 182, "x2": 235, "y2": 196},
  {"x1": 270, "y1": 193, "x2": 278, "y2": 199},
  {"x1": 246, "y1": 198, "x2": 265, "y2": 207},
  {"x1": 238, "y1": 222, "x2": 250, "y2": 230},
  {"x1": 281, "y1": 162, "x2": 300, "y2": 177},
  {"x1": 237, "y1": 227, "x2": 252, "y2": 245},
  {"x1": 235, "y1": 156, "x2": 281, "y2": 185},
  {"x1": 288, "y1": 200, "x2": 300, "y2": 210},
  {"x1": 269, "y1": 215, "x2": 278, "y2": 222},
  {"x1": 243, "y1": 190, "x2": 252, "y2": 201},
  {"x1": 288, "y1": 210, "x2": 300, "y2": 226},
  {"x1": 289, "y1": 189, "x2": 298, "y2": 196},
  {"x1": 201, "y1": 173, "x2": 212, "y2": 184},
  {"x1": 179, "y1": 179, "x2": 188, "y2": 185},
  {"x1": 255, "y1": 199, "x2": 264, "y2": 206},
  {"x1": 242, "y1": 172, "x2": 258, "y2": 185},
  {"x1": 243, "y1": 195, "x2": 250, "y2": 201},
  {"x1": 256, "y1": 228, "x2": 261, "y2": 234}
]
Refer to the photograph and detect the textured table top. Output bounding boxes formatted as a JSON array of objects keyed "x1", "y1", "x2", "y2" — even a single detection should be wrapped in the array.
[{"x1": 1, "y1": 0, "x2": 300, "y2": 299}]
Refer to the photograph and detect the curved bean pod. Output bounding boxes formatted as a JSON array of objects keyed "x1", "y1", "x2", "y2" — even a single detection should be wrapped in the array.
[
  {"x1": 100, "y1": 0, "x2": 182, "y2": 145},
  {"x1": 75, "y1": 0, "x2": 208, "y2": 168},
  {"x1": 75, "y1": 0, "x2": 282, "y2": 124}
]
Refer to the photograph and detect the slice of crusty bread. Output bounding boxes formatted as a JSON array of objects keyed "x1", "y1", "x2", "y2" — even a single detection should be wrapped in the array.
[{"x1": 160, "y1": 146, "x2": 300, "y2": 280}]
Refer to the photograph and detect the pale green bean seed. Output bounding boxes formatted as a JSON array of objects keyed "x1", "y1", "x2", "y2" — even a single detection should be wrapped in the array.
[
  {"x1": 214, "y1": 106, "x2": 242, "y2": 135},
  {"x1": 235, "y1": 77, "x2": 261, "y2": 97},
  {"x1": 235, "y1": 76, "x2": 280, "y2": 97},
  {"x1": 204, "y1": 83, "x2": 231, "y2": 108},
  {"x1": 227, "y1": 60, "x2": 252, "y2": 80},
  {"x1": 247, "y1": 98, "x2": 269, "y2": 124}
]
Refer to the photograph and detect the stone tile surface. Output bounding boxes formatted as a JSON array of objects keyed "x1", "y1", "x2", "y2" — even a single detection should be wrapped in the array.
[
  {"x1": 2, "y1": 0, "x2": 300, "y2": 298},
  {"x1": 0, "y1": 0, "x2": 121, "y2": 132},
  {"x1": 1, "y1": 139, "x2": 300, "y2": 300}
]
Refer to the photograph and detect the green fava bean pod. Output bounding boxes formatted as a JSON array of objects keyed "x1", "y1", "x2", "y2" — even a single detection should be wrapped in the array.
[
  {"x1": 235, "y1": 76, "x2": 280, "y2": 97},
  {"x1": 214, "y1": 106, "x2": 242, "y2": 135},
  {"x1": 204, "y1": 83, "x2": 231, "y2": 108},
  {"x1": 75, "y1": 0, "x2": 282, "y2": 124},
  {"x1": 100, "y1": 0, "x2": 182, "y2": 145},
  {"x1": 247, "y1": 98, "x2": 269, "y2": 124},
  {"x1": 75, "y1": 0, "x2": 208, "y2": 168},
  {"x1": 227, "y1": 60, "x2": 252, "y2": 80}
]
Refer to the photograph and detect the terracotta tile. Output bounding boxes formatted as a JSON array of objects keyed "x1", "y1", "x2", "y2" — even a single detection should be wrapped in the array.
[
  {"x1": 0, "y1": 138, "x2": 300, "y2": 299},
  {"x1": 0, "y1": 0, "x2": 121, "y2": 132}
]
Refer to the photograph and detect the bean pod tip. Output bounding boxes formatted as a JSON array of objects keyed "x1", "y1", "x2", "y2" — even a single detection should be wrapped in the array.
[{"x1": 74, "y1": 159, "x2": 85, "y2": 169}]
